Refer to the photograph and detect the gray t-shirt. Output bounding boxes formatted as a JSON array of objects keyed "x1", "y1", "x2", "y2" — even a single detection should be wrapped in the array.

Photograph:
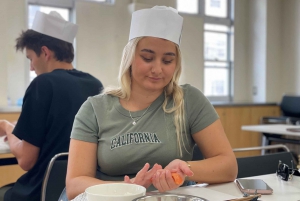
[{"x1": 71, "y1": 84, "x2": 218, "y2": 181}]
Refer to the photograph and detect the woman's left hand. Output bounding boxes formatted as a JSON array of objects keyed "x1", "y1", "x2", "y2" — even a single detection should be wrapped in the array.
[
  {"x1": 124, "y1": 163, "x2": 162, "y2": 188},
  {"x1": 151, "y1": 159, "x2": 194, "y2": 192}
]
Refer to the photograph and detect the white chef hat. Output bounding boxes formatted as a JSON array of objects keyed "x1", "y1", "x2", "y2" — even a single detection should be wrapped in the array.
[
  {"x1": 32, "y1": 11, "x2": 78, "y2": 44},
  {"x1": 129, "y1": 6, "x2": 183, "y2": 46}
]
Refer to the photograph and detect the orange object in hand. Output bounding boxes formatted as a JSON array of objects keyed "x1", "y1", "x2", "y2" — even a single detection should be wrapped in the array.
[{"x1": 171, "y1": 173, "x2": 183, "y2": 185}]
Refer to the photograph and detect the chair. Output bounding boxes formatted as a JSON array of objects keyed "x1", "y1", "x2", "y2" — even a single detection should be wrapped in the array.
[
  {"x1": 233, "y1": 144, "x2": 296, "y2": 178},
  {"x1": 279, "y1": 95, "x2": 300, "y2": 118},
  {"x1": 192, "y1": 145, "x2": 204, "y2": 161},
  {"x1": 41, "y1": 152, "x2": 68, "y2": 201},
  {"x1": 261, "y1": 95, "x2": 300, "y2": 148}
]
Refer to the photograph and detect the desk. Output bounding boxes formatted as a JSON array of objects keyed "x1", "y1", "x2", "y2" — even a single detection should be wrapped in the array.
[
  {"x1": 241, "y1": 124, "x2": 300, "y2": 169},
  {"x1": 241, "y1": 124, "x2": 300, "y2": 137},
  {"x1": 204, "y1": 174, "x2": 300, "y2": 201},
  {"x1": 0, "y1": 152, "x2": 15, "y2": 159},
  {"x1": 72, "y1": 174, "x2": 300, "y2": 201},
  {"x1": 0, "y1": 152, "x2": 26, "y2": 187}
]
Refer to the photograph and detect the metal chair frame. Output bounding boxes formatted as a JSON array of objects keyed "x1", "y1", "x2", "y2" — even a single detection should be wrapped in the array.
[
  {"x1": 233, "y1": 144, "x2": 295, "y2": 178},
  {"x1": 41, "y1": 152, "x2": 68, "y2": 201}
]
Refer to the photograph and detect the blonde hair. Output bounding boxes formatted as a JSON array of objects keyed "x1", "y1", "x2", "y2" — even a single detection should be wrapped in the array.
[{"x1": 105, "y1": 37, "x2": 187, "y2": 157}]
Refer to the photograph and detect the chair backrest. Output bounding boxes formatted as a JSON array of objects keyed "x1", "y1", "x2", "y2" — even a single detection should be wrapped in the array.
[
  {"x1": 41, "y1": 152, "x2": 68, "y2": 201},
  {"x1": 192, "y1": 145, "x2": 204, "y2": 161},
  {"x1": 234, "y1": 145, "x2": 295, "y2": 178},
  {"x1": 280, "y1": 95, "x2": 300, "y2": 118}
]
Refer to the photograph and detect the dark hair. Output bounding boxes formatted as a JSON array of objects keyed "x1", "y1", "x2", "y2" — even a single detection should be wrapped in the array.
[{"x1": 15, "y1": 29, "x2": 74, "y2": 63}]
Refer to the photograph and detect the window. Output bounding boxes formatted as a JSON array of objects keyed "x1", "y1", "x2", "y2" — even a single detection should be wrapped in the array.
[
  {"x1": 204, "y1": 0, "x2": 234, "y2": 101},
  {"x1": 205, "y1": 0, "x2": 227, "y2": 18},
  {"x1": 177, "y1": 0, "x2": 199, "y2": 14},
  {"x1": 28, "y1": 6, "x2": 69, "y2": 29},
  {"x1": 177, "y1": 0, "x2": 234, "y2": 101},
  {"x1": 204, "y1": 24, "x2": 230, "y2": 97}
]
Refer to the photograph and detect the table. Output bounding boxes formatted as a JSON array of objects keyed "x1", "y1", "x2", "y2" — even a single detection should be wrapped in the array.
[
  {"x1": 72, "y1": 174, "x2": 300, "y2": 201},
  {"x1": 241, "y1": 124, "x2": 300, "y2": 157},
  {"x1": 0, "y1": 152, "x2": 14, "y2": 159},
  {"x1": 241, "y1": 124, "x2": 300, "y2": 137},
  {"x1": 205, "y1": 174, "x2": 300, "y2": 201}
]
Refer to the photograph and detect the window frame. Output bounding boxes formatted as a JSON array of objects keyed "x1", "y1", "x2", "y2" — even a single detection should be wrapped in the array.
[
  {"x1": 177, "y1": 0, "x2": 234, "y2": 102},
  {"x1": 204, "y1": 0, "x2": 234, "y2": 102},
  {"x1": 177, "y1": 0, "x2": 204, "y2": 16}
]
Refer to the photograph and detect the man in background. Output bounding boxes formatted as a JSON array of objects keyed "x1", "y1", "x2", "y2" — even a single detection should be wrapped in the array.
[{"x1": 0, "y1": 11, "x2": 103, "y2": 201}]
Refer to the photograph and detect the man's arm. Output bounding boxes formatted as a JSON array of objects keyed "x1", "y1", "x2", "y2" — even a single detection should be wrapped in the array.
[{"x1": 0, "y1": 120, "x2": 40, "y2": 171}]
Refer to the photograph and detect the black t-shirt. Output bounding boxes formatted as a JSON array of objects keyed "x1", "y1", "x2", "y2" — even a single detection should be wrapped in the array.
[{"x1": 4, "y1": 69, "x2": 103, "y2": 201}]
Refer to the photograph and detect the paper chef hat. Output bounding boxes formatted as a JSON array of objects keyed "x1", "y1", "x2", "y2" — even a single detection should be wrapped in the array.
[
  {"x1": 129, "y1": 6, "x2": 183, "y2": 45},
  {"x1": 32, "y1": 11, "x2": 78, "y2": 44}
]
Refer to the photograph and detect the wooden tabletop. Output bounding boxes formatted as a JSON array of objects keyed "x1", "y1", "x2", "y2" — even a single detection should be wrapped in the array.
[{"x1": 0, "y1": 152, "x2": 14, "y2": 159}]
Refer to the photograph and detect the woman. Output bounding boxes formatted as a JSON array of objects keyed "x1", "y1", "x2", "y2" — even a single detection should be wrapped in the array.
[{"x1": 66, "y1": 6, "x2": 237, "y2": 200}]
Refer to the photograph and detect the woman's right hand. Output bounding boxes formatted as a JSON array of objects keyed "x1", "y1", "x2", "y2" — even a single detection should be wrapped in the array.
[
  {"x1": 124, "y1": 163, "x2": 162, "y2": 188},
  {"x1": 151, "y1": 159, "x2": 193, "y2": 192}
]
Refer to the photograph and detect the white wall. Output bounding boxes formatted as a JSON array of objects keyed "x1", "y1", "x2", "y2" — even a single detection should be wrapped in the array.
[
  {"x1": 0, "y1": 0, "x2": 27, "y2": 106},
  {"x1": 233, "y1": 0, "x2": 251, "y2": 102},
  {"x1": 0, "y1": 1, "x2": 8, "y2": 105},
  {"x1": 235, "y1": 0, "x2": 285, "y2": 103},
  {"x1": 75, "y1": 0, "x2": 132, "y2": 87},
  {"x1": 179, "y1": 14, "x2": 204, "y2": 90},
  {"x1": 266, "y1": 0, "x2": 282, "y2": 101},
  {"x1": 282, "y1": 0, "x2": 300, "y2": 95},
  {"x1": 248, "y1": 0, "x2": 267, "y2": 102}
]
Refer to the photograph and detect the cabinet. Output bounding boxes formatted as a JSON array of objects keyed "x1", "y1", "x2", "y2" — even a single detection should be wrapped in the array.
[{"x1": 214, "y1": 105, "x2": 280, "y2": 157}]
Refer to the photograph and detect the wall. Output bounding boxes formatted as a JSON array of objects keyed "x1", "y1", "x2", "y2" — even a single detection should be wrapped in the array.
[
  {"x1": 233, "y1": 0, "x2": 251, "y2": 102},
  {"x1": 248, "y1": 0, "x2": 267, "y2": 102},
  {"x1": 235, "y1": 0, "x2": 287, "y2": 103},
  {"x1": 75, "y1": 0, "x2": 132, "y2": 87},
  {"x1": 179, "y1": 14, "x2": 204, "y2": 90},
  {"x1": 266, "y1": 0, "x2": 283, "y2": 101},
  {"x1": 0, "y1": 0, "x2": 27, "y2": 106},
  {"x1": 282, "y1": 0, "x2": 300, "y2": 95},
  {"x1": 1, "y1": 0, "x2": 300, "y2": 106},
  {"x1": 76, "y1": 0, "x2": 204, "y2": 90},
  {"x1": 0, "y1": 1, "x2": 8, "y2": 105}
]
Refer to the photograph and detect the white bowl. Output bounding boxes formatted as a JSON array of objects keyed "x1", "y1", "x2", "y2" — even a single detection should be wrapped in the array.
[{"x1": 85, "y1": 183, "x2": 146, "y2": 201}]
